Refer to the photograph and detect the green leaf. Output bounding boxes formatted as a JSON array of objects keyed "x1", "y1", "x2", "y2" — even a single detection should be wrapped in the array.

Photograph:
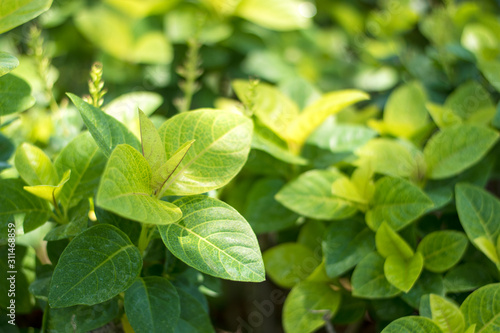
[
  {"x1": 158, "y1": 109, "x2": 253, "y2": 196},
  {"x1": 456, "y1": 183, "x2": 500, "y2": 264},
  {"x1": 384, "y1": 252, "x2": 424, "y2": 292},
  {"x1": 158, "y1": 196, "x2": 265, "y2": 282},
  {"x1": 445, "y1": 81, "x2": 495, "y2": 123},
  {"x1": 54, "y1": 132, "x2": 107, "y2": 210},
  {"x1": 67, "y1": 93, "x2": 141, "y2": 158},
  {"x1": 0, "y1": 179, "x2": 50, "y2": 233},
  {"x1": 174, "y1": 286, "x2": 214, "y2": 333},
  {"x1": 124, "y1": 277, "x2": 180, "y2": 333},
  {"x1": 263, "y1": 243, "x2": 320, "y2": 288},
  {"x1": 424, "y1": 125, "x2": 499, "y2": 179},
  {"x1": 15, "y1": 143, "x2": 58, "y2": 186},
  {"x1": 0, "y1": 52, "x2": 19, "y2": 77},
  {"x1": 444, "y1": 263, "x2": 494, "y2": 293},
  {"x1": 366, "y1": 177, "x2": 433, "y2": 231},
  {"x1": 351, "y1": 252, "x2": 401, "y2": 299},
  {"x1": 96, "y1": 144, "x2": 182, "y2": 225},
  {"x1": 243, "y1": 178, "x2": 299, "y2": 234},
  {"x1": 0, "y1": 0, "x2": 53, "y2": 34},
  {"x1": 426, "y1": 102, "x2": 462, "y2": 129},
  {"x1": 429, "y1": 294, "x2": 465, "y2": 333},
  {"x1": 381, "y1": 316, "x2": 443, "y2": 333},
  {"x1": 417, "y1": 231, "x2": 468, "y2": 273},
  {"x1": 376, "y1": 222, "x2": 414, "y2": 259},
  {"x1": 24, "y1": 169, "x2": 71, "y2": 202},
  {"x1": 323, "y1": 220, "x2": 375, "y2": 278},
  {"x1": 282, "y1": 281, "x2": 341, "y2": 333},
  {"x1": 139, "y1": 109, "x2": 166, "y2": 179},
  {"x1": 48, "y1": 224, "x2": 142, "y2": 308},
  {"x1": 275, "y1": 169, "x2": 357, "y2": 220},
  {"x1": 479, "y1": 60, "x2": 500, "y2": 92},
  {"x1": 460, "y1": 283, "x2": 500, "y2": 332},
  {"x1": 0, "y1": 74, "x2": 35, "y2": 116},
  {"x1": 155, "y1": 140, "x2": 195, "y2": 196},
  {"x1": 308, "y1": 122, "x2": 377, "y2": 153}
]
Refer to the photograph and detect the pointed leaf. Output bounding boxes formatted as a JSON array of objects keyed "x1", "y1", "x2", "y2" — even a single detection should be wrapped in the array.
[
  {"x1": 48, "y1": 224, "x2": 142, "y2": 308},
  {"x1": 67, "y1": 93, "x2": 141, "y2": 158},
  {"x1": 155, "y1": 140, "x2": 195, "y2": 196},
  {"x1": 24, "y1": 169, "x2": 71, "y2": 202},
  {"x1": 158, "y1": 109, "x2": 253, "y2": 195},
  {"x1": 381, "y1": 316, "x2": 442, "y2": 333},
  {"x1": 0, "y1": 0, "x2": 53, "y2": 33},
  {"x1": 0, "y1": 52, "x2": 18, "y2": 77},
  {"x1": 430, "y1": 294, "x2": 465, "y2": 333},
  {"x1": 384, "y1": 252, "x2": 423, "y2": 292},
  {"x1": 424, "y1": 125, "x2": 499, "y2": 179},
  {"x1": 96, "y1": 144, "x2": 182, "y2": 225},
  {"x1": 15, "y1": 142, "x2": 58, "y2": 186},
  {"x1": 54, "y1": 132, "x2": 107, "y2": 210},
  {"x1": 276, "y1": 169, "x2": 357, "y2": 220},
  {"x1": 0, "y1": 74, "x2": 35, "y2": 116},
  {"x1": 158, "y1": 196, "x2": 265, "y2": 282},
  {"x1": 351, "y1": 252, "x2": 401, "y2": 299},
  {"x1": 139, "y1": 109, "x2": 166, "y2": 177},
  {"x1": 376, "y1": 222, "x2": 414, "y2": 259},
  {"x1": 366, "y1": 177, "x2": 433, "y2": 231},
  {"x1": 460, "y1": 283, "x2": 500, "y2": 332},
  {"x1": 124, "y1": 277, "x2": 180, "y2": 333},
  {"x1": 283, "y1": 281, "x2": 341, "y2": 333},
  {"x1": 417, "y1": 231, "x2": 468, "y2": 273}
]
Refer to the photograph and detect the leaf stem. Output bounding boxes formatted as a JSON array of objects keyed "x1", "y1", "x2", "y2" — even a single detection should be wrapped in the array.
[{"x1": 138, "y1": 224, "x2": 155, "y2": 255}]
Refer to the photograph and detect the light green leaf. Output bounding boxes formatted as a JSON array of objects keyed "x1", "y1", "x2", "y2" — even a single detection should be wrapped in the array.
[
  {"x1": 0, "y1": 179, "x2": 50, "y2": 234},
  {"x1": 308, "y1": 122, "x2": 377, "y2": 153},
  {"x1": 424, "y1": 125, "x2": 499, "y2": 179},
  {"x1": 234, "y1": 0, "x2": 311, "y2": 31},
  {"x1": 460, "y1": 283, "x2": 500, "y2": 332},
  {"x1": 286, "y1": 90, "x2": 369, "y2": 151},
  {"x1": 0, "y1": 74, "x2": 35, "y2": 116},
  {"x1": 456, "y1": 183, "x2": 500, "y2": 264},
  {"x1": 104, "y1": 0, "x2": 179, "y2": 18},
  {"x1": 445, "y1": 81, "x2": 496, "y2": 124},
  {"x1": 54, "y1": 132, "x2": 107, "y2": 210},
  {"x1": 417, "y1": 231, "x2": 468, "y2": 273},
  {"x1": 96, "y1": 144, "x2": 182, "y2": 225},
  {"x1": 0, "y1": 52, "x2": 19, "y2": 77},
  {"x1": 381, "y1": 316, "x2": 443, "y2": 333},
  {"x1": 48, "y1": 224, "x2": 142, "y2": 308},
  {"x1": 323, "y1": 219, "x2": 375, "y2": 278},
  {"x1": 430, "y1": 294, "x2": 465, "y2": 333},
  {"x1": 139, "y1": 109, "x2": 166, "y2": 178},
  {"x1": 158, "y1": 109, "x2": 253, "y2": 196},
  {"x1": 15, "y1": 143, "x2": 58, "y2": 186},
  {"x1": 263, "y1": 243, "x2": 320, "y2": 288},
  {"x1": 426, "y1": 102, "x2": 462, "y2": 129},
  {"x1": 155, "y1": 140, "x2": 195, "y2": 197},
  {"x1": 351, "y1": 252, "x2": 401, "y2": 299},
  {"x1": 444, "y1": 263, "x2": 494, "y2": 293},
  {"x1": 366, "y1": 177, "x2": 433, "y2": 231},
  {"x1": 158, "y1": 196, "x2": 265, "y2": 282},
  {"x1": 384, "y1": 252, "x2": 423, "y2": 292},
  {"x1": 479, "y1": 60, "x2": 500, "y2": 92},
  {"x1": 376, "y1": 222, "x2": 414, "y2": 259},
  {"x1": 124, "y1": 277, "x2": 180, "y2": 333},
  {"x1": 465, "y1": 325, "x2": 477, "y2": 333},
  {"x1": 283, "y1": 281, "x2": 341, "y2": 333},
  {"x1": 24, "y1": 169, "x2": 71, "y2": 202},
  {"x1": 68, "y1": 93, "x2": 141, "y2": 158},
  {"x1": 0, "y1": 0, "x2": 53, "y2": 34},
  {"x1": 276, "y1": 169, "x2": 357, "y2": 220},
  {"x1": 331, "y1": 176, "x2": 367, "y2": 204}
]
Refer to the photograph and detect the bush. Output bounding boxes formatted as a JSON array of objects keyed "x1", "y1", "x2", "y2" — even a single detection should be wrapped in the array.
[{"x1": 1, "y1": 0, "x2": 500, "y2": 332}]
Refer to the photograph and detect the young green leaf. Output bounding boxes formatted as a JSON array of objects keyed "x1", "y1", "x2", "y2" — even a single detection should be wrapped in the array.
[
  {"x1": 158, "y1": 109, "x2": 253, "y2": 195},
  {"x1": 24, "y1": 169, "x2": 71, "y2": 202},
  {"x1": 15, "y1": 142, "x2": 58, "y2": 186},
  {"x1": 67, "y1": 93, "x2": 141, "y2": 157},
  {"x1": 48, "y1": 224, "x2": 142, "y2": 308},
  {"x1": 366, "y1": 177, "x2": 433, "y2": 231},
  {"x1": 323, "y1": 220, "x2": 375, "y2": 278},
  {"x1": 0, "y1": 0, "x2": 53, "y2": 33},
  {"x1": 275, "y1": 169, "x2": 357, "y2": 220},
  {"x1": 424, "y1": 125, "x2": 499, "y2": 179},
  {"x1": 96, "y1": 144, "x2": 182, "y2": 225},
  {"x1": 456, "y1": 183, "x2": 500, "y2": 264},
  {"x1": 375, "y1": 222, "x2": 414, "y2": 259},
  {"x1": 429, "y1": 294, "x2": 465, "y2": 333},
  {"x1": 263, "y1": 243, "x2": 320, "y2": 288},
  {"x1": 54, "y1": 132, "x2": 107, "y2": 210},
  {"x1": 124, "y1": 277, "x2": 180, "y2": 333},
  {"x1": 351, "y1": 252, "x2": 401, "y2": 299},
  {"x1": 417, "y1": 231, "x2": 468, "y2": 273},
  {"x1": 0, "y1": 52, "x2": 18, "y2": 77},
  {"x1": 381, "y1": 316, "x2": 442, "y2": 333},
  {"x1": 154, "y1": 140, "x2": 195, "y2": 196},
  {"x1": 384, "y1": 252, "x2": 424, "y2": 292},
  {"x1": 158, "y1": 196, "x2": 265, "y2": 282},
  {"x1": 282, "y1": 281, "x2": 341, "y2": 333},
  {"x1": 138, "y1": 108, "x2": 166, "y2": 178},
  {"x1": 460, "y1": 283, "x2": 500, "y2": 332}
]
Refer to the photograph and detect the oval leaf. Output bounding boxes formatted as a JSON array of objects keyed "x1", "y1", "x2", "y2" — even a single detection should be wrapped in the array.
[
  {"x1": 0, "y1": 74, "x2": 35, "y2": 116},
  {"x1": 384, "y1": 252, "x2": 424, "y2": 292},
  {"x1": 158, "y1": 196, "x2": 265, "y2": 282},
  {"x1": 417, "y1": 231, "x2": 468, "y2": 273},
  {"x1": 15, "y1": 142, "x2": 58, "y2": 186},
  {"x1": 460, "y1": 283, "x2": 500, "y2": 331},
  {"x1": 48, "y1": 224, "x2": 142, "y2": 308},
  {"x1": 429, "y1": 294, "x2": 465, "y2": 333},
  {"x1": 0, "y1": 0, "x2": 53, "y2": 34},
  {"x1": 381, "y1": 316, "x2": 443, "y2": 333}
]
